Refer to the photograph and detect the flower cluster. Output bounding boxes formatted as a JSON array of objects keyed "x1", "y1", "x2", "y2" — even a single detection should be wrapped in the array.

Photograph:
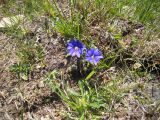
[
  {"x1": 67, "y1": 39, "x2": 85, "y2": 58},
  {"x1": 67, "y1": 39, "x2": 103, "y2": 65}
]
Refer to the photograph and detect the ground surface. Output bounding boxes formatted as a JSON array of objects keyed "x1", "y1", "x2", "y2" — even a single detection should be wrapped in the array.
[
  {"x1": 0, "y1": 18, "x2": 160, "y2": 119},
  {"x1": 0, "y1": 1, "x2": 160, "y2": 120},
  {"x1": 0, "y1": 17, "x2": 66, "y2": 119}
]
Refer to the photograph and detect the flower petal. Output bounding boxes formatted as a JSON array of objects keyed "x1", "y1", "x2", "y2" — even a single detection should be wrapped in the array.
[
  {"x1": 67, "y1": 39, "x2": 85, "y2": 57},
  {"x1": 85, "y1": 57, "x2": 92, "y2": 61},
  {"x1": 67, "y1": 46, "x2": 73, "y2": 50},
  {"x1": 94, "y1": 49, "x2": 102, "y2": 56},
  {"x1": 93, "y1": 60, "x2": 98, "y2": 65},
  {"x1": 85, "y1": 48, "x2": 103, "y2": 65},
  {"x1": 86, "y1": 48, "x2": 94, "y2": 56},
  {"x1": 75, "y1": 52, "x2": 81, "y2": 58},
  {"x1": 95, "y1": 55, "x2": 103, "y2": 59},
  {"x1": 68, "y1": 48, "x2": 75, "y2": 55}
]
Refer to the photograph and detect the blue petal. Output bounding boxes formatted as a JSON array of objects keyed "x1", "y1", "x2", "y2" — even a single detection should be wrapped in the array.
[
  {"x1": 94, "y1": 49, "x2": 102, "y2": 56},
  {"x1": 68, "y1": 49, "x2": 75, "y2": 55},
  {"x1": 78, "y1": 49, "x2": 82, "y2": 55},
  {"x1": 72, "y1": 51, "x2": 76, "y2": 56},
  {"x1": 86, "y1": 48, "x2": 94, "y2": 56},
  {"x1": 72, "y1": 51, "x2": 80, "y2": 57},
  {"x1": 67, "y1": 46, "x2": 73, "y2": 50},
  {"x1": 91, "y1": 59, "x2": 98, "y2": 65},
  {"x1": 89, "y1": 59, "x2": 94, "y2": 63},
  {"x1": 85, "y1": 57, "x2": 92, "y2": 61},
  {"x1": 68, "y1": 42, "x2": 74, "y2": 46},
  {"x1": 85, "y1": 48, "x2": 103, "y2": 65},
  {"x1": 67, "y1": 39, "x2": 85, "y2": 57},
  {"x1": 86, "y1": 57, "x2": 98, "y2": 65},
  {"x1": 95, "y1": 55, "x2": 103, "y2": 59},
  {"x1": 75, "y1": 51, "x2": 81, "y2": 58}
]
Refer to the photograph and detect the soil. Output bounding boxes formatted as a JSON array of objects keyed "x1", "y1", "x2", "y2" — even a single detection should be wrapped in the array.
[
  {"x1": 0, "y1": 8, "x2": 160, "y2": 120},
  {"x1": 0, "y1": 17, "x2": 66, "y2": 120}
]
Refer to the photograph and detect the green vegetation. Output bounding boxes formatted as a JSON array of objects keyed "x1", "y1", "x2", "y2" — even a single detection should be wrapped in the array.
[{"x1": 0, "y1": 0, "x2": 160, "y2": 119}]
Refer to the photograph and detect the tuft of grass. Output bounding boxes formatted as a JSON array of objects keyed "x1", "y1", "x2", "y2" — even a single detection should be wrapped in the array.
[
  {"x1": 9, "y1": 40, "x2": 44, "y2": 80},
  {"x1": 10, "y1": 63, "x2": 30, "y2": 81},
  {"x1": 16, "y1": 41, "x2": 44, "y2": 65},
  {"x1": 45, "y1": 70, "x2": 135, "y2": 119},
  {"x1": 45, "y1": 71, "x2": 106, "y2": 119}
]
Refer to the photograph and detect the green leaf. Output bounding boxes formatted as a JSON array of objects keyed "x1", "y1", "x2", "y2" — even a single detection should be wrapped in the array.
[
  {"x1": 67, "y1": 88, "x2": 80, "y2": 96},
  {"x1": 20, "y1": 73, "x2": 28, "y2": 80},
  {"x1": 85, "y1": 70, "x2": 95, "y2": 81},
  {"x1": 80, "y1": 113, "x2": 85, "y2": 120}
]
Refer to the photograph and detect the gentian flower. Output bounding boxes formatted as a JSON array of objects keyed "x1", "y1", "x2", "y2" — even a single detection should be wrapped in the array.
[
  {"x1": 85, "y1": 48, "x2": 103, "y2": 65},
  {"x1": 67, "y1": 39, "x2": 85, "y2": 58}
]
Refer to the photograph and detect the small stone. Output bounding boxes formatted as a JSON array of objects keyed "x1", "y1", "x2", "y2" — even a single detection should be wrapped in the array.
[
  {"x1": 41, "y1": 115, "x2": 51, "y2": 120},
  {"x1": 38, "y1": 81, "x2": 45, "y2": 88},
  {"x1": 0, "y1": 15, "x2": 24, "y2": 28}
]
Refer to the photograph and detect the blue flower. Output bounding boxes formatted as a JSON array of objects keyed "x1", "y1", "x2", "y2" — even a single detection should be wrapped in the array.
[
  {"x1": 67, "y1": 39, "x2": 85, "y2": 58},
  {"x1": 85, "y1": 48, "x2": 103, "y2": 65}
]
